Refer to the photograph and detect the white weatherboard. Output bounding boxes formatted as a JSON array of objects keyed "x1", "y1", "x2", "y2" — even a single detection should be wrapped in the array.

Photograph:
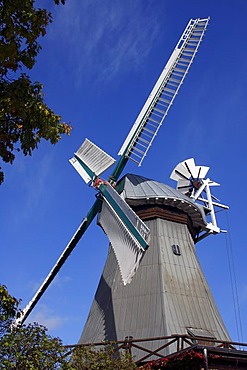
[
  {"x1": 75, "y1": 138, "x2": 116, "y2": 178},
  {"x1": 98, "y1": 199, "x2": 146, "y2": 285},
  {"x1": 97, "y1": 183, "x2": 150, "y2": 284}
]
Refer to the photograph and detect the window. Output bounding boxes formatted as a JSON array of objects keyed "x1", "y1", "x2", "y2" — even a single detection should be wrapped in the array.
[
  {"x1": 187, "y1": 328, "x2": 216, "y2": 346},
  {"x1": 172, "y1": 244, "x2": 181, "y2": 256}
]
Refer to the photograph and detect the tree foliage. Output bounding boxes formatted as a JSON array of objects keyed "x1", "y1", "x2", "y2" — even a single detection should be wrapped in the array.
[
  {"x1": 0, "y1": 285, "x2": 137, "y2": 369},
  {"x1": 0, "y1": 323, "x2": 72, "y2": 370},
  {"x1": 0, "y1": 285, "x2": 19, "y2": 338},
  {"x1": 70, "y1": 344, "x2": 137, "y2": 370},
  {"x1": 0, "y1": 285, "x2": 72, "y2": 369},
  {"x1": 0, "y1": 0, "x2": 71, "y2": 184}
]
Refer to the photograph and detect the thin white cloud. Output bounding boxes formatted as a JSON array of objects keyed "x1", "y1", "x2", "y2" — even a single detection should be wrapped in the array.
[
  {"x1": 27, "y1": 274, "x2": 72, "y2": 295},
  {"x1": 27, "y1": 303, "x2": 67, "y2": 330},
  {"x1": 24, "y1": 274, "x2": 72, "y2": 330},
  {"x1": 4, "y1": 148, "x2": 55, "y2": 231},
  {"x1": 52, "y1": 274, "x2": 73, "y2": 289},
  {"x1": 48, "y1": 0, "x2": 161, "y2": 86},
  {"x1": 23, "y1": 152, "x2": 54, "y2": 214}
]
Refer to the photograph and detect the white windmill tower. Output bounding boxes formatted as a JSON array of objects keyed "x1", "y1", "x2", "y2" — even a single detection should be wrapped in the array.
[{"x1": 15, "y1": 17, "x2": 232, "y2": 361}]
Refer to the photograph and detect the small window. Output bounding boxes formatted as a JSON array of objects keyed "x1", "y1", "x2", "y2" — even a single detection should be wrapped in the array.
[
  {"x1": 172, "y1": 244, "x2": 181, "y2": 256},
  {"x1": 187, "y1": 328, "x2": 215, "y2": 346}
]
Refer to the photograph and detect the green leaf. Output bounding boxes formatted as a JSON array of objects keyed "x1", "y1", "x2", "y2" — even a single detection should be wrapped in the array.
[{"x1": 0, "y1": 0, "x2": 70, "y2": 184}]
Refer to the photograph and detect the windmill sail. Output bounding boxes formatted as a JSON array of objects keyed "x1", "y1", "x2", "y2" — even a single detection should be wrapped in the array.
[
  {"x1": 170, "y1": 158, "x2": 209, "y2": 182},
  {"x1": 70, "y1": 139, "x2": 116, "y2": 183},
  {"x1": 97, "y1": 183, "x2": 150, "y2": 284},
  {"x1": 170, "y1": 158, "x2": 228, "y2": 240},
  {"x1": 118, "y1": 17, "x2": 210, "y2": 167}
]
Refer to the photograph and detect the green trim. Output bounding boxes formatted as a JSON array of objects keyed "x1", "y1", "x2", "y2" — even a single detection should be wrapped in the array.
[
  {"x1": 99, "y1": 183, "x2": 148, "y2": 250},
  {"x1": 83, "y1": 198, "x2": 102, "y2": 229},
  {"x1": 109, "y1": 155, "x2": 128, "y2": 183},
  {"x1": 115, "y1": 176, "x2": 125, "y2": 194},
  {"x1": 74, "y1": 153, "x2": 96, "y2": 181}
]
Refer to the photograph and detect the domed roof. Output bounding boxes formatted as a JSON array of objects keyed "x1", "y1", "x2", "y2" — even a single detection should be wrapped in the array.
[{"x1": 118, "y1": 173, "x2": 207, "y2": 229}]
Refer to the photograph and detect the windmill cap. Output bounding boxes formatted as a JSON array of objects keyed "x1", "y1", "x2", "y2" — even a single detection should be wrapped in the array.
[{"x1": 118, "y1": 173, "x2": 207, "y2": 230}]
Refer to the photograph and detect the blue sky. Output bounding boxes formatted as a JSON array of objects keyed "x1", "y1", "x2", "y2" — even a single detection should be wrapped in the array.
[{"x1": 1, "y1": 0, "x2": 247, "y2": 345}]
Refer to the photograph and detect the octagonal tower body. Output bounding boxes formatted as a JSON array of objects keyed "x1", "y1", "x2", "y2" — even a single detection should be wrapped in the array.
[{"x1": 79, "y1": 174, "x2": 230, "y2": 354}]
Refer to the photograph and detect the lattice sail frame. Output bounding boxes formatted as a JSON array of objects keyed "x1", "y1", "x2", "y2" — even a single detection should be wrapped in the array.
[{"x1": 119, "y1": 17, "x2": 210, "y2": 166}]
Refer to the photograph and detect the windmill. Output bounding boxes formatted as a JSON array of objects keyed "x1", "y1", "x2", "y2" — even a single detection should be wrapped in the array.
[{"x1": 16, "y1": 17, "x2": 231, "y2": 354}]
